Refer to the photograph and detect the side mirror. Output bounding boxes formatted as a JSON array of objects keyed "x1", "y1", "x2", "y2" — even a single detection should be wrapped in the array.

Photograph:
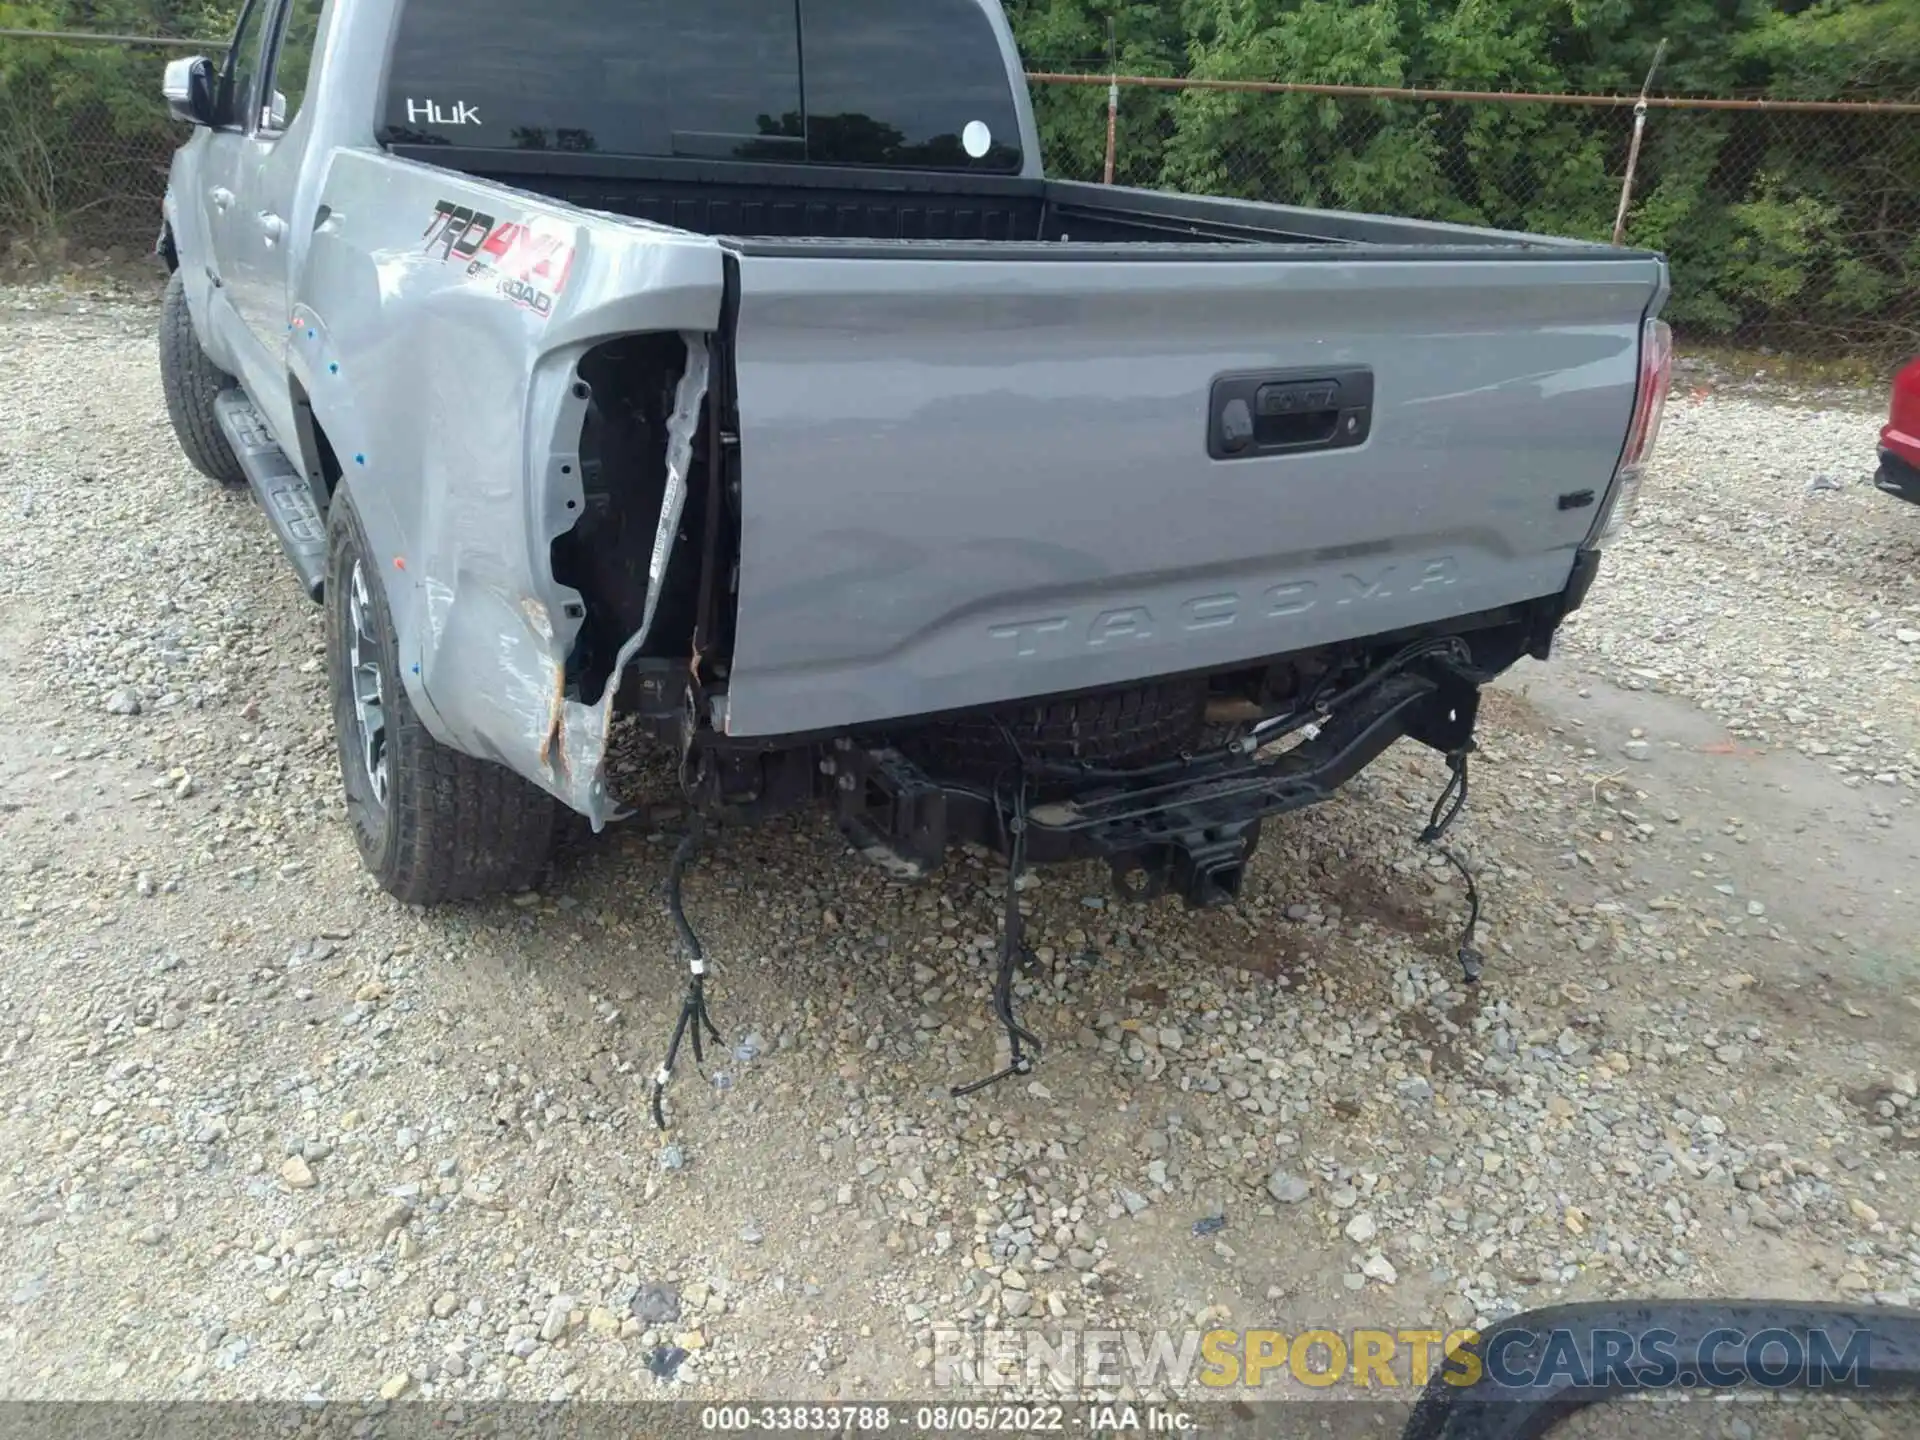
[
  {"x1": 162, "y1": 56, "x2": 217, "y2": 126},
  {"x1": 267, "y1": 90, "x2": 288, "y2": 131}
]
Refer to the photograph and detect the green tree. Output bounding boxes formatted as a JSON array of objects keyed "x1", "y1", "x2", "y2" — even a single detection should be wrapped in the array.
[
  {"x1": 1003, "y1": 0, "x2": 1191, "y2": 183},
  {"x1": 1, "y1": 0, "x2": 237, "y2": 252},
  {"x1": 1006, "y1": 0, "x2": 1920, "y2": 348}
]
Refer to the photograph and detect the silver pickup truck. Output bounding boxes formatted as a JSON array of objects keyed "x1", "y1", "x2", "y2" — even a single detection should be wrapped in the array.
[{"x1": 157, "y1": 0, "x2": 1669, "y2": 1036}]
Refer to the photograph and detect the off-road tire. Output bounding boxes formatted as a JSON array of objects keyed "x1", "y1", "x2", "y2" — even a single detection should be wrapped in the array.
[
  {"x1": 158, "y1": 270, "x2": 246, "y2": 487},
  {"x1": 902, "y1": 680, "x2": 1209, "y2": 785},
  {"x1": 326, "y1": 489, "x2": 556, "y2": 905}
]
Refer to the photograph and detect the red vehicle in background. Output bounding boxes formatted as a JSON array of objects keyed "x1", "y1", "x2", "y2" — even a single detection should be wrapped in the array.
[{"x1": 1879, "y1": 356, "x2": 1920, "y2": 504}]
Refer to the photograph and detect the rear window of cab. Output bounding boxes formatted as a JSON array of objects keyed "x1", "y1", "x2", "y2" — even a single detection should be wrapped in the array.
[{"x1": 381, "y1": 0, "x2": 1025, "y2": 173}]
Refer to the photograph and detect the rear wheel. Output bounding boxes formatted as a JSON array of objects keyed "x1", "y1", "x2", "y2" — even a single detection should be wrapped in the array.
[
  {"x1": 326, "y1": 489, "x2": 556, "y2": 904},
  {"x1": 158, "y1": 270, "x2": 245, "y2": 487}
]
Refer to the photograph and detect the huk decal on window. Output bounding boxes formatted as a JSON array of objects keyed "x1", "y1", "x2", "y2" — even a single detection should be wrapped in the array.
[{"x1": 405, "y1": 98, "x2": 481, "y2": 125}]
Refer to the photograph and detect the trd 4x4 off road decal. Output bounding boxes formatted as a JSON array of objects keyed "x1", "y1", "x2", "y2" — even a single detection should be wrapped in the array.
[{"x1": 421, "y1": 200, "x2": 575, "y2": 319}]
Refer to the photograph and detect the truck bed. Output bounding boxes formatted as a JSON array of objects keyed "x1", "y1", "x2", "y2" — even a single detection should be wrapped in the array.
[
  {"x1": 393, "y1": 148, "x2": 1601, "y2": 254},
  {"x1": 345, "y1": 145, "x2": 1664, "y2": 746},
  {"x1": 384, "y1": 148, "x2": 1661, "y2": 739}
]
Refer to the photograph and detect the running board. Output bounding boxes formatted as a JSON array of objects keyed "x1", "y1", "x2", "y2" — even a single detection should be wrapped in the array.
[{"x1": 214, "y1": 390, "x2": 327, "y2": 603}]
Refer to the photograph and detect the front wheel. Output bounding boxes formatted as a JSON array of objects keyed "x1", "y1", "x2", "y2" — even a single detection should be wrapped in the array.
[{"x1": 325, "y1": 489, "x2": 556, "y2": 904}]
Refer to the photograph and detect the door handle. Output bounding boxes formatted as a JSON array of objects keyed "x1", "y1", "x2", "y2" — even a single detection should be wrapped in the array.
[
  {"x1": 1209, "y1": 368, "x2": 1375, "y2": 460},
  {"x1": 210, "y1": 186, "x2": 234, "y2": 210},
  {"x1": 257, "y1": 212, "x2": 286, "y2": 245}
]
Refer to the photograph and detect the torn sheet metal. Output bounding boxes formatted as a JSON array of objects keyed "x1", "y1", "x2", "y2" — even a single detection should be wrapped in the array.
[
  {"x1": 544, "y1": 332, "x2": 711, "y2": 827},
  {"x1": 638, "y1": 336, "x2": 712, "y2": 657}
]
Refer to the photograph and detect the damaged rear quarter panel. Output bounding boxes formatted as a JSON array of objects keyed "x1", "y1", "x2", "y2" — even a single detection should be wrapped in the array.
[{"x1": 297, "y1": 151, "x2": 725, "y2": 817}]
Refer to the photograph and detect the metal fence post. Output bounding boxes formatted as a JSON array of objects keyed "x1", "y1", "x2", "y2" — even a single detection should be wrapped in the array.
[
  {"x1": 1104, "y1": 77, "x2": 1119, "y2": 184},
  {"x1": 1612, "y1": 40, "x2": 1668, "y2": 246},
  {"x1": 1103, "y1": 19, "x2": 1119, "y2": 185}
]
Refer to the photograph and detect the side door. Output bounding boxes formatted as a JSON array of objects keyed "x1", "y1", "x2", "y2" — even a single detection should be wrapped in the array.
[
  {"x1": 226, "y1": 0, "x2": 326, "y2": 370},
  {"x1": 192, "y1": 0, "x2": 275, "y2": 377}
]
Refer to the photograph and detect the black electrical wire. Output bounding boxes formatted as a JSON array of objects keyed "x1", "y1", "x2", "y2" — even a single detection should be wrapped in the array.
[
  {"x1": 1259, "y1": 636, "x2": 1473, "y2": 747},
  {"x1": 651, "y1": 826, "x2": 723, "y2": 1129},
  {"x1": 1420, "y1": 746, "x2": 1470, "y2": 844},
  {"x1": 1418, "y1": 748, "x2": 1484, "y2": 984},
  {"x1": 951, "y1": 742, "x2": 1043, "y2": 1097},
  {"x1": 1428, "y1": 844, "x2": 1483, "y2": 984},
  {"x1": 997, "y1": 634, "x2": 1475, "y2": 786}
]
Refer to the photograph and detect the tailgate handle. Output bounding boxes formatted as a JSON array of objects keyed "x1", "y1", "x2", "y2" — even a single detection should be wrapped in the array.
[{"x1": 1210, "y1": 367, "x2": 1373, "y2": 461}]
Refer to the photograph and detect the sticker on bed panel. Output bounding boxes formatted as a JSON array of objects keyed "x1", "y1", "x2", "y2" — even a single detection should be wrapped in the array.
[
  {"x1": 422, "y1": 200, "x2": 495, "y2": 260},
  {"x1": 420, "y1": 202, "x2": 575, "y2": 318},
  {"x1": 480, "y1": 219, "x2": 576, "y2": 318}
]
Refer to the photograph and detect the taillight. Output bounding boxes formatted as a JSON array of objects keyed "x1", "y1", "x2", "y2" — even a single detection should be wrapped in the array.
[{"x1": 1597, "y1": 317, "x2": 1673, "y2": 544}]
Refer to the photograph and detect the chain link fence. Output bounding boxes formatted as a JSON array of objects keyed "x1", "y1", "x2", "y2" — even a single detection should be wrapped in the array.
[
  {"x1": 1028, "y1": 70, "x2": 1920, "y2": 357},
  {"x1": 0, "y1": 30, "x2": 220, "y2": 265},
  {"x1": 3, "y1": 29, "x2": 1916, "y2": 354}
]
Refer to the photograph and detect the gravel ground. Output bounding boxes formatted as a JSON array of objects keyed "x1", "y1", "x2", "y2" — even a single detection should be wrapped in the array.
[{"x1": 1, "y1": 284, "x2": 1917, "y2": 1419}]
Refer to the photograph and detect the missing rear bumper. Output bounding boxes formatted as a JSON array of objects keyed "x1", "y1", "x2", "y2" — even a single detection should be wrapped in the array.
[{"x1": 828, "y1": 656, "x2": 1481, "y2": 909}]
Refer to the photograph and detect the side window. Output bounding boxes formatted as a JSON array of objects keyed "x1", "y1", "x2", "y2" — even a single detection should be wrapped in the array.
[
  {"x1": 221, "y1": 0, "x2": 269, "y2": 131},
  {"x1": 264, "y1": 0, "x2": 325, "y2": 133}
]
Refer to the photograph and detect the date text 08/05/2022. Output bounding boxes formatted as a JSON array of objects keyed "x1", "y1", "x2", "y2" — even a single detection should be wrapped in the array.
[{"x1": 699, "y1": 1404, "x2": 1196, "y2": 1433}]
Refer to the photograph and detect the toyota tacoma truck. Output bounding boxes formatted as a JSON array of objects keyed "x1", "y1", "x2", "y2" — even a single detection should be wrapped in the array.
[{"x1": 157, "y1": 0, "x2": 1670, "y2": 996}]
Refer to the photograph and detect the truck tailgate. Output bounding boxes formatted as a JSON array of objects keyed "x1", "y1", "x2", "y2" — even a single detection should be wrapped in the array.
[{"x1": 718, "y1": 245, "x2": 1664, "y2": 738}]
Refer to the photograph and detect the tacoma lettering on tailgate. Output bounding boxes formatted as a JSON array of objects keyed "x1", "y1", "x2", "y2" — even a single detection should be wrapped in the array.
[{"x1": 989, "y1": 559, "x2": 1461, "y2": 658}]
